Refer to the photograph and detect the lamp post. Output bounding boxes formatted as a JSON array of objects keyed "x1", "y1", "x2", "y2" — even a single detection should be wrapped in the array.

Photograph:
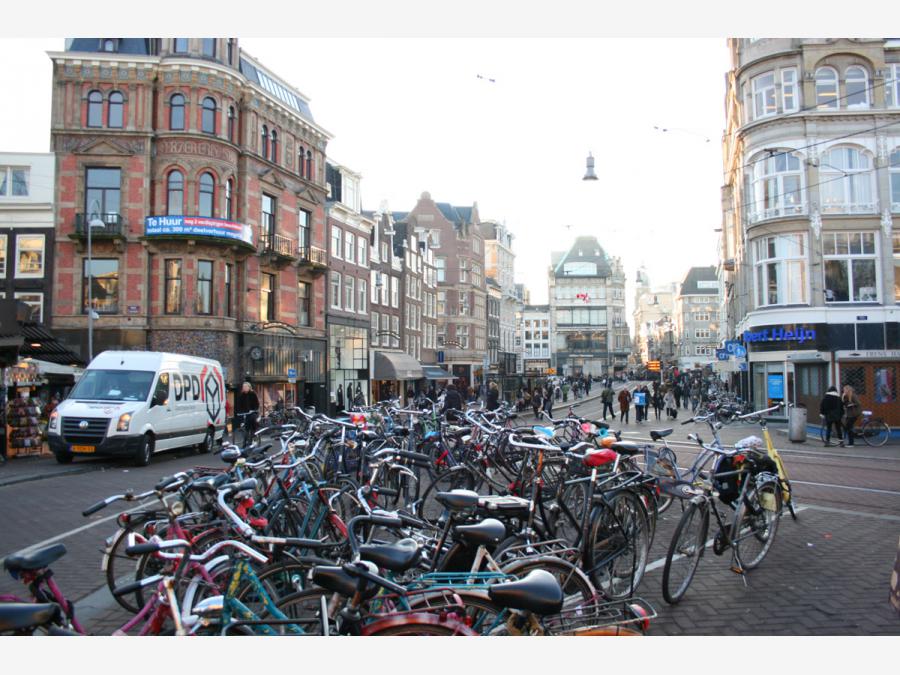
[{"x1": 86, "y1": 201, "x2": 106, "y2": 362}]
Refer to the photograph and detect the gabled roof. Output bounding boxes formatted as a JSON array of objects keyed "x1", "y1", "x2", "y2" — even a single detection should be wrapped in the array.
[
  {"x1": 435, "y1": 203, "x2": 473, "y2": 225},
  {"x1": 679, "y1": 266, "x2": 719, "y2": 296},
  {"x1": 392, "y1": 211, "x2": 409, "y2": 224},
  {"x1": 551, "y1": 236, "x2": 612, "y2": 278}
]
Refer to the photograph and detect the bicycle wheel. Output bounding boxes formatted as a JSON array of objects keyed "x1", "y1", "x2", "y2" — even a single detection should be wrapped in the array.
[
  {"x1": 104, "y1": 527, "x2": 148, "y2": 614},
  {"x1": 661, "y1": 500, "x2": 709, "y2": 604},
  {"x1": 554, "y1": 480, "x2": 590, "y2": 547},
  {"x1": 417, "y1": 466, "x2": 477, "y2": 524},
  {"x1": 862, "y1": 419, "x2": 890, "y2": 447},
  {"x1": 502, "y1": 555, "x2": 596, "y2": 608},
  {"x1": 365, "y1": 620, "x2": 475, "y2": 635},
  {"x1": 731, "y1": 480, "x2": 781, "y2": 571},
  {"x1": 585, "y1": 490, "x2": 650, "y2": 599},
  {"x1": 260, "y1": 587, "x2": 335, "y2": 635}
]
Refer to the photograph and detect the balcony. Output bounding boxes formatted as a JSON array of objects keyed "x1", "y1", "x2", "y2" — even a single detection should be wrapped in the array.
[
  {"x1": 259, "y1": 232, "x2": 298, "y2": 267},
  {"x1": 71, "y1": 213, "x2": 125, "y2": 240},
  {"x1": 746, "y1": 203, "x2": 807, "y2": 224},
  {"x1": 296, "y1": 245, "x2": 328, "y2": 275}
]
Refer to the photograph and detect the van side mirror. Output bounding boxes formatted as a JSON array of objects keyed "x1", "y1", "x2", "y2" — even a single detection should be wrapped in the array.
[{"x1": 152, "y1": 393, "x2": 167, "y2": 408}]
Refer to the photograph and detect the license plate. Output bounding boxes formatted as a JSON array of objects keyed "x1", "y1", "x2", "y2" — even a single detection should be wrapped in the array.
[{"x1": 72, "y1": 445, "x2": 96, "y2": 453}]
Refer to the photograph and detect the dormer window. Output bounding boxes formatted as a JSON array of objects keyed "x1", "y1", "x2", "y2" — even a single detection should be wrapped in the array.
[
  {"x1": 174, "y1": 38, "x2": 189, "y2": 54},
  {"x1": 101, "y1": 39, "x2": 117, "y2": 52},
  {"x1": 201, "y1": 38, "x2": 216, "y2": 58}
]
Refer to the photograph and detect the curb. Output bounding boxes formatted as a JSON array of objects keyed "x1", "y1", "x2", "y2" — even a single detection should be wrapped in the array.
[{"x1": 0, "y1": 464, "x2": 102, "y2": 488}]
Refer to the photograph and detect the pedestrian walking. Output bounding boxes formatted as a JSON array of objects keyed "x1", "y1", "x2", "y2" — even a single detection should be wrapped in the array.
[
  {"x1": 601, "y1": 384, "x2": 615, "y2": 421},
  {"x1": 618, "y1": 387, "x2": 631, "y2": 424},
  {"x1": 664, "y1": 389, "x2": 676, "y2": 420},
  {"x1": 841, "y1": 384, "x2": 861, "y2": 447},
  {"x1": 652, "y1": 390, "x2": 664, "y2": 420},
  {"x1": 543, "y1": 385, "x2": 554, "y2": 418},
  {"x1": 531, "y1": 388, "x2": 543, "y2": 418},
  {"x1": 486, "y1": 381, "x2": 500, "y2": 411},
  {"x1": 819, "y1": 385, "x2": 844, "y2": 446}
]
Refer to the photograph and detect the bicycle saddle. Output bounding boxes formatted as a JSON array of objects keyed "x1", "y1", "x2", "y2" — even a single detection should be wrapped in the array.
[
  {"x1": 311, "y1": 565, "x2": 379, "y2": 600},
  {"x1": 650, "y1": 428, "x2": 673, "y2": 441},
  {"x1": 609, "y1": 441, "x2": 642, "y2": 456},
  {"x1": 435, "y1": 489, "x2": 480, "y2": 511},
  {"x1": 453, "y1": 518, "x2": 506, "y2": 547},
  {"x1": 582, "y1": 448, "x2": 618, "y2": 468},
  {"x1": 488, "y1": 569, "x2": 564, "y2": 616},
  {"x1": 3, "y1": 543, "x2": 67, "y2": 574},
  {"x1": 0, "y1": 602, "x2": 62, "y2": 633},
  {"x1": 358, "y1": 538, "x2": 421, "y2": 573}
]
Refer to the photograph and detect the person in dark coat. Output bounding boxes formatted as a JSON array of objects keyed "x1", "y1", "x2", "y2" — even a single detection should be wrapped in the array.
[
  {"x1": 234, "y1": 382, "x2": 260, "y2": 442},
  {"x1": 618, "y1": 388, "x2": 632, "y2": 424},
  {"x1": 441, "y1": 383, "x2": 464, "y2": 416},
  {"x1": 819, "y1": 385, "x2": 844, "y2": 446},
  {"x1": 486, "y1": 381, "x2": 500, "y2": 411},
  {"x1": 531, "y1": 388, "x2": 543, "y2": 418}
]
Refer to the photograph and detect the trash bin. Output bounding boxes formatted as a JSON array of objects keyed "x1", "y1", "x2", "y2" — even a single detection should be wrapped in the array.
[
  {"x1": 788, "y1": 404, "x2": 807, "y2": 443},
  {"x1": 304, "y1": 406, "x2": 316, "y2": 417}
]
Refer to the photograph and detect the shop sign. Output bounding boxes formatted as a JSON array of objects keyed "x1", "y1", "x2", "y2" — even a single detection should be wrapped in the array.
[
  {"x1": 743, "y1": 326, "x2": 816, "y2": 344},
  {"x1": 145, "y1": 216, "x2": 254, "y2": 246},
  {"x1": 716, "y1": 349, "x2": 729, "y2": 361},
  {"x1": 767, "y1": 374, "x2": 785, "y2": 399}
]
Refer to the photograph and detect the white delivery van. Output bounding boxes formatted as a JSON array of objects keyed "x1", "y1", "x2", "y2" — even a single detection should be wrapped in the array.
[{"x1": 47, "y1": 351, "x2": 226, "y2": 466}]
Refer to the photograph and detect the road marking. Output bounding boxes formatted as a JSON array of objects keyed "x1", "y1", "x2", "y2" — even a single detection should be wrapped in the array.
[
  {"x1": 627, "y1": 436, "x2": 900, "y2": 462},
  {"x1": 790, "y1": 480, "x2": 900, "y2": 496},
  {"x1": 799, "y1": 504, "x2": 900, "y2": 522}
]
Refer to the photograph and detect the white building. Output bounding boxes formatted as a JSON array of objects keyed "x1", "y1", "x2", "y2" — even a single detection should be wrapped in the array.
[
  {"x1": 521, "y1": 304, "x2": 552, "y2": 379},
  {"x1": 675, "y1": 266, "x2": 721, "y2": 370}
]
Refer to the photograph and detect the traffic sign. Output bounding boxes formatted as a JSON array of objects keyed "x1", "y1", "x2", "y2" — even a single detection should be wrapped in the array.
[
  {"x1": 287, "y1": 367, "x2": 297, "y2": 384},
  {"x1": 733, "y1": 345, "x2": 747, "y2": 358},
  {"x1": 647, "y1": 361, "x2": 660, "y2": 371},
  {"x1": 739, "y1": 362, "x2": 748, "y2": 372}
]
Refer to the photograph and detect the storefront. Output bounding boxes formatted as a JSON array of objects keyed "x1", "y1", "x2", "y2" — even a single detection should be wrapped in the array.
[
  {"x1": 327, "y1": 323, "x2": 369, "y2": 415},
  {"x1": 371, "y1": 350, "x2": 424, "y2": 405},
  {"x1": 835, "y1": 350, "x2": 900, "y2": 426}
]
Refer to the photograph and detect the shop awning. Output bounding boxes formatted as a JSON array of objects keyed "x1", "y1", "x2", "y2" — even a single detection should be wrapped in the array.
[
  {"x1": 373, "y1": 351, "x2": 424, "y2": 381},
  {"x1": 422, "y1": 365, "x2": 455, "y2": 380}
]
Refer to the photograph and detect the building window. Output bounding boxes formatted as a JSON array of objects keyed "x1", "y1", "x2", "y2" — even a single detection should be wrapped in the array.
[
  {"x1": 196, "y1": 260, "x2": 213, "y2": 315},
  {"x1": 893, "y1": 234, "x2": 900, "y2": 303},
  {"x1": 358, "y1": 279, "x2": 367, "y2": 314},
  {"x1": 298, "y1": 281, "x2": 310, "y2": 326},
  {"x1": 459, "y1": 260, "x2": 468, "y2": 284},
  {"x1": 753, "y1": 233, "x2": 808, "y2": 307},
  {"x1": 748, "y1": 150, "x2": 804, "y2": 222},
  {"x1": 845, "y1": 66, "x2": 869, "y2": 108},
  {"x1": 227, "y1": 39, "x2": 235, "y2": 64},
  {"x1": 260, "y1": 272, "x2": 276, "y2": 322},
  {"x1": 164, "y1": 259, "x2": 182, "y2": 314},
  {"x1": 890, "y1": 149, "x2": 900, "y2": 212},
  {"x1": 437, "y1": 291, "x2": 446, "y2": 315},
  {"x1": 15, "y1": 234, "x2": 44, "y2": 278},
  {"x1": 261, "y1": 193, "x2": 276, "y2": 237},
  {"x1": 108, "y1": 91, "x2": 124, "y2": 128},
  {"x1": 227, "y1": 106, "x2": 236, "y2": 142},
  {"x1": 357, "y1": 235, "x2": 367, "y2": 267},
  {"x1": 381, "y1": 313, "x2": 390, "y2": 345},
  {"x1": 174, "y1": 38, "x2": 189, "y2": 53},
  {"x1": 201, "y1": 97, "x2": 216, "y2": 134},
  {"x1": 167, "y1": 170, "x2": 184, "y2": 215},
  {"x1": 306, "y1": 151, "x2": 313, "y2": 181},
  {"x1": 260, "y1": 124, "x2": 269, "y2": 158},
  {"x1": 820, "y1": 147, "x2": 874, "y2": 214},
  {"x1": 201, "y1": 38, "x2": 216, "y2": 58},
  {"x1": 270, "y1": 129, "x2": 278, "y2": 163},
  {"x1": 199, "y1": 172, "x2": 215, "y2": 217},
  {"x1": 331, "y1": 226, "x2": 342, "y2": 259},
  {"x1": 391, "y1": 276, "x2": 399, "y2": 308},
  {"x1": 473, "y1": 238, "x2": 481, "y2": 254},
  {"x1": 693, "y1": 312, "x2": 710, "y2": 322},
  {"x1": 87, "y1": 90, "x2": 103, "y2": 127},
  {"x1": 457, "y1": 325, "x2": 469, "y2": 349},
  {"x1": 391, "y1": 315, "x2": 400, "y2": 348},
  {"x1": 83, "y1": 258, "x2": 119, "y2": 314},
  {"x1": 429, "y1": 229, "x2": 440, "y2": 248},
  {"x1": 330, "y1": 271, "x2": 341, "y2": 309},
  {"x1": 14, "y1": 292, "x2": 43, "y2": 323},
  {"x1": 101, "y1": 39, "x2": 116, "y2": 52},
  {"x1": 224, "y1": 263, "x2": 234, "y2": 317},
  {"x1": 815, "y1": 67, "x2": 839, "y2": 109},
  {"x1": 297, "y1": 146, "x2": 306, "y2": 178},
  {"x1": 823, "y1": 232, "x2": 879, "y2": 302},
  {"x1": 751, "y1": 71, "x2": 776, "y2": 119},
  {"x1": 344, "y1": 231, "x2": 355, "y2": 261},
  {"x1": 694, "y1": 328, "x2": 711, "y2": 339},
  {"x1": 781, "y1": 68, "x2": 798, "y2": 113},
  {"x1": 298, "y1": 209, "x2": 310, "y2": 250},
  {"x1": 225, "y1": 178, "x2": 233, "y2": 220},
  {"x1": 85, "y1": 167, "x2": 121, "y2": 217},
  {"x1": 380, "y1": 241, "x2": 389, "y2": 262},
  {"x1": 169, "y1": 93, "x2": 185, "y2": 130},
  {"x1": 0, "y1": 167, "x2": 29, "y2": 197},
  {"x1": 370, "y1": 271, "x2": 379, "y2": 304},
  {"x1": 459, "y1": 292, "x2": 470, "y2": 316},
  {"x1": 371, "y1": 312, "x2": 380, "y2": 346},
  {"x1": 0, "y1": 235, "x2": 5, "y2": 275}
]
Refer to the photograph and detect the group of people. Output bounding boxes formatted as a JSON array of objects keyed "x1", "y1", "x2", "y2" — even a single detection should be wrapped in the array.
[
  {"x1": 819, "y1": 384, "x2": 862, "y2": 447},
  {"x1": 613, "y1": 381, "x2": 668, "y2": 424}
]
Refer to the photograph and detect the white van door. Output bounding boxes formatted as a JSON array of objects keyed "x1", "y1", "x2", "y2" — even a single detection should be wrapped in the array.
[{"x1": 146, "y1": 371, "x2": 176, "y2": 451}]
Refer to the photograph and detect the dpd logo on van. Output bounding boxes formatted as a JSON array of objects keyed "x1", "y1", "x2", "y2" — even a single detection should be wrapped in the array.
[{"x1": 200, "y1": 366, "x2": 223, "y2": 422}]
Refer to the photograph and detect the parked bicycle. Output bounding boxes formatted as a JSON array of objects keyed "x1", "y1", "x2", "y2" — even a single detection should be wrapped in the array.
[{"x1": 819, "y1": 410, "x2": 891, "y2": 447}]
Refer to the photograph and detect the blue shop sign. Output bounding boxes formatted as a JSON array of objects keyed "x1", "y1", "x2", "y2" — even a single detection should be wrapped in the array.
[
  {"x1": 716, "y1": 349, "x2": 729, "y2": 361},
  {"x1": 767, "y1": 374, "x2": 785, "y2": 400},
  {"x1": 145, "y1": 216, "x2": 254, "y2": 246},
  {"x1": 724, "y1": 339, "x2": 742, "y2": 354},
  {"x1": 743, "y1": 326, "x2": 816, "y2": 344}
]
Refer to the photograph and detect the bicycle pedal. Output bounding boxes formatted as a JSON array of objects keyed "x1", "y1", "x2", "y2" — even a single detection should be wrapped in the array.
[{"x1": 730, "y1": 565, "x2": 745, "y2": 575}]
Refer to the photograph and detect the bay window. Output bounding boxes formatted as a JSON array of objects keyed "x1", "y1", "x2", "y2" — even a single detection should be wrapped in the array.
[
  {"x1": 748, "y1": 150, "x2": 804, "y2": 221},
  {"x1": 823, "y1": 232, "x2": 879, "y2": 302},
  {"x1": 752, "y1": 71, "x2": 776, "y2": 119},
  {"x1": 753, "y1": 233, "x2": 808, "y2": 307},
  {"x1": 819, "y1": 147, "x2": 874, "y2": 213},
  {"x1": 891, "y1": 64, "x2": 900, "y2": 108}
]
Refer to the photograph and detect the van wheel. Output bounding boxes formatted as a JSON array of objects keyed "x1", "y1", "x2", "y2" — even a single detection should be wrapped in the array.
[
  {"x1": 55, "y1": 452, "x2": 74, "y2": 465},
  {"x1": 198, "y1": 428, "x2": 214, "y2": 455},
  {"x1": 135, "y1": 434, "x2": 154, "y2": 467}
]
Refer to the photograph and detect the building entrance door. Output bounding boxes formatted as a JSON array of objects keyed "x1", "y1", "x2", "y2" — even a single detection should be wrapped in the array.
[{"x1": 795, "y1": 362, "x2": 827, "y2": 418}]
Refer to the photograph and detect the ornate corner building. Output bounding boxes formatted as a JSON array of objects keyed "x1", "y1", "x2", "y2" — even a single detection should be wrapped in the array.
[{"x1": 49, "y1": 38, "x2": 331, "y2": 409}]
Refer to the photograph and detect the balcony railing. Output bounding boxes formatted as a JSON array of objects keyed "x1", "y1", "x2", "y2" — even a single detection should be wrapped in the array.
[
  {"x1": 74, "y1": 213, "x2": 124, "y2": 237},
  {"x1": 297, "y1": 245, "x2": 327, "y2": 266},
  {"x1": 746, "y1": 203, "x2": 807, "y2": 224},
  {"x1": 259, "y1": 232, "x2": 297, "y2": 259}
]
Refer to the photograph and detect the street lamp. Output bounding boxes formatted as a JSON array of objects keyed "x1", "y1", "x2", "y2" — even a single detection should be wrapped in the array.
[{"x1": 86, "y1": 200, "x2": 106, "y2": 362}]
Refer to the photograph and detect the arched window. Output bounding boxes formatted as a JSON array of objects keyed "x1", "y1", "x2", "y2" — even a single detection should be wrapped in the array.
[
  {"x1": 87, "y1": 90, "x2": 103, "y2": 128},
  {"x1": 270, "y1": 129, "x2": 278, "y2": 163},
  {"x1": 199, "y1": 172, "x2": 215, "y2": 217},
  {"x1": 820, "y1": 147, "x2": 874, "y2": 213},
  {"x1": 306, "y1": 150, "x2": 313, "y2": 180},
  {"x1": 101, "y1": 39, "x2": 116, "y2": 52},
  {"x1": 227, "y1": 106, "x2": 235, "y2": 142},
  {"x1": 169, "y1": 93, "x2": 185, "y2": 130},
  {"x1": 108, "y1": 91, "x2": 124, "y2": 128},
  {"x1": 297, "y1": 145, "x2": 305, "y2": 178},
  {"x1": 748, "y1": 150, "x2": 804, "y2": 222},
  {"x1": 225, "y1": 178, "x2": 234, "y2": 220},
  {"x1": 201, "y1": 96, "x2": 216, "y2": 134},
  {"x1": 815, "y1": 67, "x2": 839, "y2": 109},
  {"x1": 167, "y1": 170, "x2": 184, "y2": 215},
  {"x1": 889, "y1": 149, "x2": 900, "y2": 212},
  {"x1": 261, "y1": 124, "x2": 269, "y2": 158},
  {"x1": 845, "y1": 66, "x2": 869, "y2": 108}
]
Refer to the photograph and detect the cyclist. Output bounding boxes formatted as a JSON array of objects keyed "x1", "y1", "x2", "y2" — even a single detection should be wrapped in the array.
[
  {"x1": 234, "y1": 381, "x2": 260, "y2": 446},
  {"x1": 841, "y1": 384, "x2": 861, "y2": 447},
  {"x1": 819, "y1": 385, "x2": 844, "y2": 446}
]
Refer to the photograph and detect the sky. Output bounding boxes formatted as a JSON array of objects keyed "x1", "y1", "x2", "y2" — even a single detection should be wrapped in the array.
[{"x1": 0, "y1": 36, "x2": 730, "y2": 324}]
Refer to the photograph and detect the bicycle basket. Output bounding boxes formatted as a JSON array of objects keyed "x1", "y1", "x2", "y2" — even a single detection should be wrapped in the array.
[
  {"x1": 543, "y1": 596, "x2": 657, "y2": 635},
  {"x1": 712, "y1": 453, "x2": 744, "y2": 504}
]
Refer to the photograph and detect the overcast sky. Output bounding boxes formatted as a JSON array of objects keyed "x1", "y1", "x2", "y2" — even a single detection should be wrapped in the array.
[{"x1": 0, "y1": 37, "x2": 729, "y2": 322}]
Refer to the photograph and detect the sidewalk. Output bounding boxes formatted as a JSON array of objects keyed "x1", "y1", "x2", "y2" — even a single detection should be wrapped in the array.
[{"x1": 0, "y1": 453, "x2": 103, "y2": 487}]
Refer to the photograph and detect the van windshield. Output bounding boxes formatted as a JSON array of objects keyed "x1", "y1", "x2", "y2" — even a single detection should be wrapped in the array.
[{"x1": 70, "y1": 370, "x2": 156, "y2": 402}]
